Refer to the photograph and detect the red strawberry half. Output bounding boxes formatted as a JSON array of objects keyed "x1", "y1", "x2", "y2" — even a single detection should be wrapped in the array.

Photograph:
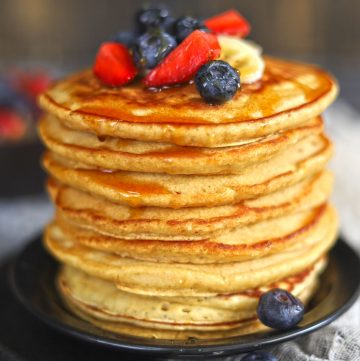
[
  {"x1": 93, "y1": 42, "x2": 137, "y2": 86},
  {"x1": 143, "y1": 30, "x2": 221, "y2": 87},
  {"x1": 205, "y1": 9, "x2": 251, "y2": 37}
]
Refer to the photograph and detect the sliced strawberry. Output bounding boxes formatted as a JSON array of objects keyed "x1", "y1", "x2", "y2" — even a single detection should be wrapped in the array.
[
  {"x1": 0, "y1": 109, "x2": 26, "y2": 140},
  {"x1": 205, "y1": 9, "x2": 251, "y2": 37},
  {"x1": 143, "y1": 30, "x2": 220, "y2": 87},
  {"x1": 93, "y1": 42, "x2": 137, "y2": 86}
]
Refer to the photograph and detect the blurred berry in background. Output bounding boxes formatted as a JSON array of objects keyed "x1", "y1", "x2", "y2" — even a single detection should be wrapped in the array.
[{"x1": 0, "y1": 69, "x2": 54, "y2": 143}]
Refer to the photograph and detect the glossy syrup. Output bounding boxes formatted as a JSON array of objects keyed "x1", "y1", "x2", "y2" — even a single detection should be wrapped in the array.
[{"x1": 70, "y1": 59, "x2": 333, "y2": 125}]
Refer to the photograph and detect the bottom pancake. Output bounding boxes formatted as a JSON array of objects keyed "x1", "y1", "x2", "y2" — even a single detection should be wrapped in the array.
[{"x1": 59, "y1": 261, "x2": 322, "y2": 338}]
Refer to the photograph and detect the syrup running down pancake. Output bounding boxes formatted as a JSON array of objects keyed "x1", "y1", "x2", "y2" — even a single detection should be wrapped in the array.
[{"x1": 39, "y1": 58, "x2": 338, "y2": 147}]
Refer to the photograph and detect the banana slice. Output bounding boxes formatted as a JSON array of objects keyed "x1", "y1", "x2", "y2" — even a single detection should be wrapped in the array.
[{"x1": 218, "y1": 35, "x2": 265, "y2": 84}]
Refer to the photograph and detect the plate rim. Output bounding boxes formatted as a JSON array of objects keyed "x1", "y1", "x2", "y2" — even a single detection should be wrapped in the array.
[{"x1": 9, "y1": 236, "x2": 360, "y2": 357}]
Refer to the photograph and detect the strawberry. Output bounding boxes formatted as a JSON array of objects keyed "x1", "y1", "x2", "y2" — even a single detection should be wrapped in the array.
[
  {"x1": 143, "y1": 30, "x2": 220, "y2": 87},
  {"x1": 15, "y1": 71, "x2": 52, "y2": 99},
  {"x1": 205, "y1": 9, "x2": 251, "y2": 37},
  {"x1": 0, "y1": 109, "x2": 26, "y2": 140},
  {"x1": 93, "y1": 42, "x2": 137, "y2": 86}
]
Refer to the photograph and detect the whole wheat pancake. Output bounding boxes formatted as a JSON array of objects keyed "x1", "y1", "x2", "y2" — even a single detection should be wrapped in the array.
[
  {"x1": 44, "y1": 204, "x2": 337, "y2": 296},
  {"x1": 58, "y1": 258, "x2": 324, "y2": 331},
  {"x1": 39, "y1": 58, "x2": 337, "y2": 147},
  {"x1": 43, "y1": 134, "x2": 332, "y2": 208},
  {"x1": 48, "y1": 171, "x2": 332, "y2": 241},
  {"x1": 64, "y1": 296, "x2": 266, "y2": 339},
  {"x1": 64, "y1": 287, "x2": 317, "y2": 339},
  {"x1": 39, "y1": 114, "x2": 323, "y2": 175},
  {"x1": 54, "y1": 204, "x2": 329, "y2": 264}
]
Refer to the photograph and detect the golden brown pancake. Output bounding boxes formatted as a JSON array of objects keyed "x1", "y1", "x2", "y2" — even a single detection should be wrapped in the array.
[
  {"x1": 47, "y1": 171, "x2": 332, "y2": 241},
  {"x1": 39, "y1": 114, "x2": 323, "y2": 175},
  {"x1": 54, "y1": 204, "x2": 329, "y2": 264},
  {"x1": 43, "y1": 133, "x2": 332, "y2": 208},
  {"x1": 58, "y1": 258, "x2": 324, "y2": 332},
  {"x1": 63, "y1": 278, "x2": 317, "y2": 339},
  {"x1": 38, "y1": 48, "x2": 339, "y2": 339},
  {"x1": 44, "y1": 204, "x2": 337, "y2": 297},
  {"x1": 39, "y1": 58, "x2": 338, "y2": 147}
]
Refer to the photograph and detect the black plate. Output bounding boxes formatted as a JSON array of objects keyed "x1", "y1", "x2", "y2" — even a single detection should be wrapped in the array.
[{"x1": 9, "y1": 236, "x2": 360, "y2": 359}]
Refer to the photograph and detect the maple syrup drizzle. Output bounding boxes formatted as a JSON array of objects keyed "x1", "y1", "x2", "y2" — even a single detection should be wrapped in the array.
[
  {"x1": 84, "y1": 170, "x2": 169, "y2": 197},
  {"x1": 218, "y1": 263, "x2": 315, "y2": 299},
  {"x1": 71, "y1": 60, "x2": 333, "y2": 125}
]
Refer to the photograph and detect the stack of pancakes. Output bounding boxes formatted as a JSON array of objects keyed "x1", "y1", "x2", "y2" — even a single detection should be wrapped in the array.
[{"x1": 39, "y1": 57, "x2": 338, "y2": 339}]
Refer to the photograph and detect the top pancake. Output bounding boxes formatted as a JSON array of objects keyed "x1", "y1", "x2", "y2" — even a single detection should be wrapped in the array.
[{"x1": 39, "y1": 57, "x2": 338, "y2": 147}]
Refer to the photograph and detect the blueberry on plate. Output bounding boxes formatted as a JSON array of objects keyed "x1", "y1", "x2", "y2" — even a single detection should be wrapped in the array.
[
  {"x1": 136, "y1": 6, "x2": 170, "y2": 31},
  {"x1": 242, "y1": 351, "x2": 279, "y2": 361},
  {"x1": 257, "y1": 288, "x2": 305, "y2": 330},
  {"x1": 111, "y1": 31, "x2": 138, "y2": 48},
  {"x1": 195, "y1": 60, "x2": 240, "y2": 104},
  {"x1": 132, "y1": 28, "x2": 177, "y2": 69},
  {"x1": 174, "y1": 16, "x2": 209, "y2": 42}
]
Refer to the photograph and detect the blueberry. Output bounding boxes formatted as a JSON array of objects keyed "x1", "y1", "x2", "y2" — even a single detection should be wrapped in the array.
[
  {"x1": 174, "y1": 16, "x2": 209, "y2": 42},
  {"x1": 257, "y1": 288, "x2": 305, "y2": 330},
  {"x1": 0, "y1": 79, "x2": 16, "y2": 107},
  {"x1": 161, "y1": 16, "x2": 177, "y2": 34},
  {"x1": 132, "y1": 28, "x2": 177, "y2": 69},
  {"x1": 0, "y1": 79, "x2": 29, "y2": 113},
  {"x1": 136, "y1": 6, "x2": 170, "y2": 32},
  {"x1": 242, "y1": 351, "x2": 279, "y2": 361},
  {"x1": 195, "y1": 60, "x2": 240, "y2": 104},
  {"x1": 111, "y1": 31, "x2": 138, "y2": 48}
]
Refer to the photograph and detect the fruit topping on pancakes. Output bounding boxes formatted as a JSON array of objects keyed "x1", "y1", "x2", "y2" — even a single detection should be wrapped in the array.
[
  {"x1": 93, "y1": 42, "x2": 137, "y2": 86},
  {"x1": 92, "y1": 7, "x2": 264, "y2": 102}
]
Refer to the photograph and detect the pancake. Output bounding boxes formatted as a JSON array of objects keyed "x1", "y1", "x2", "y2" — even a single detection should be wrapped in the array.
[
  {"x1": 58, "y1": 258, "x2": 324, "y2": 332},
  {"x1": 39, "y1": 57, "x2": 338, "y2": 147},
  {"x1": 38, "y1": 42, "x2": 339, "y2": 340},
  {"x1": 39, "y1": 114, "x2": 323, "y2": 175},
  {"x1": 48, "y1": 171, "x2": 332, "y2": 241},
  {"x1": 63, "y1": 296, "x2": 268, "y2": 339},
  {"x1": 43, "y1": 134, "x2": 332, "y2": 208},
  {"x1": 63, "y1": 272, "x2": 318, "y2": 339},
  {"x1": 54, "y1": 204, "x2": 329, "y2": 264},
  {"x1": 44, "y1": 204, "x2": 337, "y2": 296}
]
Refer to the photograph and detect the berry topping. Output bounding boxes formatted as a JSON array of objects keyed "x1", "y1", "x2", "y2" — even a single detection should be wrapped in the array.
[
  {"x1": 0, "y1": 80, "x2": 20, "y2": 109},
  {"x1": 174, "y1": 16, "x2": 209, "y2": 43},
  {"x1": 144, "y1": 30, "x2": 220, "y2": 87},
  {"x1": 15, "y1": 71, "x2": 52, "y2": 99},
  {"x1": 161, "y1": 16, "x2": 177, "y2": 34},
  {"x1": 111, "y1": 31, "x2": 138, "y2": 48},
  {"x1": 93, "y1": 42, "x2": 137, "y2": 86},
  {"x1": 0, "y1": 109, "x2": 26, "y2": 140},
  {"x1": 136, "y1": 6, "x2": 170, "y2": 31},
  {"x1": 133, "y1": 29, "x2": 177, "y2": 69},
  {"x1": 195, "y1": 60, "x2": 240, "y2": 103},
  {"x1": 242, "y1": 351, "x2": 279, "y2": 361},
  {"x1": 0, "y1": 79, "x2": 29, "y2": 113},
  {"x1": 205, "y1": 9, "x2": 251, "y2": 37},
  {"x1": 257, "y1": 288, "x2": 305, "y2": 330}
]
